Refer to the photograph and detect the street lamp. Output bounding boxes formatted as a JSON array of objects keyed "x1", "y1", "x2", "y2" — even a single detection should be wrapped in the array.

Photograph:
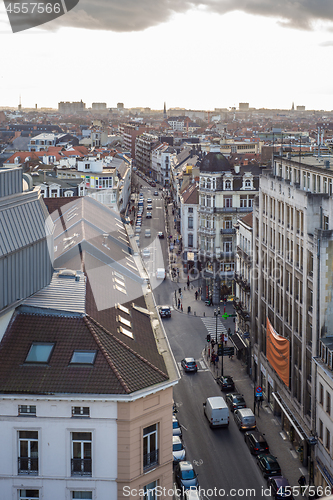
[{"x1": 214, "y1": 307, "x2": 222, "y2": 377}]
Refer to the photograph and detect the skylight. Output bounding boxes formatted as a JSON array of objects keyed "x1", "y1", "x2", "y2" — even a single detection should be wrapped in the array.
[
  {"x1": 70, "y1": 350, "x2": 97, "y2": 364},
  {"x1": 115, "y1": 284, "x2": 127, "y2": 294},
  {"x1": 114, "y1": 277, "x2": 125, "y2": 287},
  {"x1": 118, "y1": 316, "x2": 131, "y2": 328},
  {"x1": 117, "y1": 303, "x2": 130, "y2": 315},
  {"x1": 25, "y1": 343, "x2": 54, "y2": 363},
  {"x1": 119, "y1": 326, "x2": 134, "y2": 339},
  {"x1": 113, "y1": 271, "x2": 124, "y2": 280}
]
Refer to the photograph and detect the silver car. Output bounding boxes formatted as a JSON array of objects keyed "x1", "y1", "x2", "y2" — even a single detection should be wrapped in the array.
[{"x1": 172, "y1": 435, "x2": 185, "y2": 463}]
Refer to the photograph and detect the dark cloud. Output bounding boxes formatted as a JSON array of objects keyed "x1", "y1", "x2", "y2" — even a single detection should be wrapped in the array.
[{"x1": 44, "y1": 0, "x2": 333, "y2": 32}]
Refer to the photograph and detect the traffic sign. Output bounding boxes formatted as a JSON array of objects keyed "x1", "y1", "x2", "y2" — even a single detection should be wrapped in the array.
[
  {"x1": 221, "y1": 313, "x2": 237, "y2": 319},
  {"x1": 256, "y1": 386, "x2": 262, "y2": 393}
]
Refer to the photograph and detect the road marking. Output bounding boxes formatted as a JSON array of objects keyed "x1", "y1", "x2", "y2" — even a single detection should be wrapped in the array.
[
  {"x1": 200, "y1": 359, "x2": 207, "y2": 369},
  {"x1": 271, "y1": 418, "x2": 280, "y2": 426},
  {"x1": 280, "y1": 431, "x2": 287, "y2": 440},
  {"x1": 290, "y1": 449, "x2": 298, "y2": 459}
]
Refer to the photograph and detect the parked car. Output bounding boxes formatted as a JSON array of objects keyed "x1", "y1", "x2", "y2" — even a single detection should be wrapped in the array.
[
  {"x1": 173, "y1": 414, "x2": 182, "y2": 437},
  {"x1": 225, "y1": 393, "x2": 246, "y2": 412},
  {"x1": 146, "y1": 212, "x2": 152, "y2": 218},
  {"x1": 151, "y1": 182, "x2": 156, "y2": 187},
  {"x1": 175, "y1": 461, "x2": 199, "y2": 492},
  {"x1": 257, "y1": 453, "x2": 281, "y2": 478},
  {"x1": 147, "y1": 198, "x2": 152, "y2": 203},
  {"x1": 173, "y1": 435, "x2": 186, "y2": 463},
  {"x1": 184, "y1": 490, "x2": 201, "y2": 500},
  {"x1": 181, "y1": 358, "x2": 197, "y2": 372},
  {"x1": 159, "y1": 306, "x2": 171, "y2": 318},
  {"x1": 244, "y1": 430, "x2": 269, "y2": 455},
  {"x1": 234, "y1": 408, "x2": 256, "y2": 431},
  {"x1": 158, "y1": 231, "x2": 164, "y2": 239},
  {"x1": 267, "y1": 476, "x2": 293, "y2": 499},
  {"x1": 216, "y1": 375, "x2": 235, "y2": 391}
]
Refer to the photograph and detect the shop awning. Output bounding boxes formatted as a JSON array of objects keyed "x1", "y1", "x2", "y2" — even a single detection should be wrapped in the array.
[
  {"x1": 272, "y1": 392, "x2": 312, "y2": 442},
  {"x1": 316, "y1": 457, "x2": 333, "y2": 488},
  {"x1": 230, "y1": 332, "x2": 247, "y2": 351}
]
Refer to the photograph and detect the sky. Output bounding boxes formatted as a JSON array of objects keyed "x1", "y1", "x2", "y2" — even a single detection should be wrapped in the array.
[{"x1": 1, "y1": 0, "x2": 333, "y2": 111}]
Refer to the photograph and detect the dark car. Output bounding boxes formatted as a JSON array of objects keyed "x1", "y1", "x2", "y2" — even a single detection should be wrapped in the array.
[
  {"x1": 159, "y1": 306, "x2": 171, "y2": 318},
  {"x1": 267, "y1": 476, "x2": 293, "y2": 499},
  {"x1": 225, "y1": 393, "x2": 246, "y2": 412},
  {"x1": 244, "y1": 431, "x2": 269, "y2": 455},
  {"x1": 181, "y1": 358, "x2": 197, "y2": 372},
  {"x1": 154, "y1": 190, "x2": 158, "y2": 195},
  {"x1": 175, "y1": 461, "x2": 199, "y2": 492},
  {"x1": 217, "y1": 375, "x2": 235, "y2": 391},
  {"x1": 158, "y1": 231, "x2": 164, "y2": 239},
  {"x1": 172, "y1": 414, "x2": 182, "y2": 437},
  {"x1": 257, "y1": 453, "x2": 281, "y2": 478}
]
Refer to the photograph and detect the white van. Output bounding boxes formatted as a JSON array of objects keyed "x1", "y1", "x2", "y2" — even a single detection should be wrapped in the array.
[
  {"x1": 156, "y1": 268, "x2": 166, "y2": 280},
  {"x1": 145, "y1": 228, "x2": 151, "y2": 238},
  {"x1": 203, "y1": 396, "x2": 229, "y2": 428}
]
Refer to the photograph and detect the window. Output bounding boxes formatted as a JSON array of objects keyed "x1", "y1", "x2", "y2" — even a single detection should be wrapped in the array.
[
  {"x1": 319, "y1": 419, "x2": 323, "y2": 441},
  {"x1": 18, "y1": 431, "x2": 38, "y2": 475},
  {"x1": 19, "y1": 405, "x2": 36, "y2": 416},
  {"x1": 143, "y1": 424, "x2": 158, "y2": 470},
  {"x1": 25, "y1": 343, "x2": 54, "y2": 363},
  {"x1": 324, "y1": 216, "x2": 329, "y2": 230},
  {"x1": 188, "y1": 234, "x2": 193, "y2": 248},
  {"x1": 188, "y1": 207, "x2": 193, "y2": 213},
  {"x1": 327, "y1": 392, "x2": 331, "y2": 416},
  {"x1": 72, "y1": 492, "x2": 92, "y2": 499},
  {"x1": 240, "y1": 196, "x2": 247, "y2": 208},
  {"x1": 19, "y1": 491, "x2": 39, "y2": 500},
  {"x1": 188, "y1": 216, "x2": 193, "y2": 229},
  {"x1": 143, "y1": 481, "x2": 158, "y2": 500},
  {"x1": 326, "y1": 428, "x2": 331, "y2": 452},
  {"x1": 116, "y1": 303, "x2": 130, "y2": 315},
  {"x1": 71, "y1": 432, "x2": 92, "y2": 476},
  {"x1": 224, "y1": 197, "x2": 232, "y2": 208},
  {"x1": 84, "y1": 164, "x2": 90, "y2": 170},
  {"x1": 72, "y1": 407, "x2": 90, "y2": 417},
  {"x1": 319, "y1": 383, "x2": 324, "y2": 405},
  {"x1": 70, "y1": 351, "x2": 97, "y2": 365},
  {"x1": 225, "y1": 180, "x2": 232, "y2": 190}
]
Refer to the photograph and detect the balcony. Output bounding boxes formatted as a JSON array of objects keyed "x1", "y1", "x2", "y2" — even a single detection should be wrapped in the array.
[
  {"x1": 143, "y1": 449, "x2": 159, "y2": 470},
  {"x1": 214, "y1": 206, "x2": 253, "y2": 214},
  {"x1": 199, "y1": 227, "x2": 216, "y2": 236},
  {"x1": 235, "y1": 273, "x2": 251, "y2": 294},
  {"x1": 199, "y1": 205, "x2": 215, "y2": 214},
  {"x1": 220, "y1": 251, "x2": 235, "y2": 260},
  {"x1": 233, "y1": 300, "x2": 251, "y2": 321},
  {"x1": 18, "y1": 457, "x2": 38, "y2": 475},
  {"x1": 221, "y1": 228, "x2": 236, "y2": 234},
  {"x1": 71, "y1": 458, "x2": 92, "y2": 476}
]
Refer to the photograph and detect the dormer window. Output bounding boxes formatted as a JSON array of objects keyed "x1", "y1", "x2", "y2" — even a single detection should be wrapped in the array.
[
  {"x1": 225, "y1": 180, "x2": 231, "y2": 190},
  {"x1": 242, "y1": 175, "x2": 253, "y2": 190}
]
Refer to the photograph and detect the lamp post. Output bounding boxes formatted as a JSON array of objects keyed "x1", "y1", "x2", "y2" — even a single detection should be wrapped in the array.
[{"x1": 214, "y1": 307, "x2": 222, "y2": 377}]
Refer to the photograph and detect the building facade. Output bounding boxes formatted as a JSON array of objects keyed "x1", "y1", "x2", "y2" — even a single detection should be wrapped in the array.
[
  {"x1": 252, "y1": 153, "x2": 333, "y2": 478},
  {"x1": 135, "y1": 133, "x2": 159, "y2": 175},
  {"x1": 197, "y1": 150, "x2": 259, "y2": 305}
]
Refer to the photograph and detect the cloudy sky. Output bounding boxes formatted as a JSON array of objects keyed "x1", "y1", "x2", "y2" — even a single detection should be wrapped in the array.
[{"x1": 1, "y1": 0, "x2": 333, "y2": 111}]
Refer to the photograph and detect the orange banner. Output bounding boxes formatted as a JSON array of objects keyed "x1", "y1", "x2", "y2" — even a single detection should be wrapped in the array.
[{"x1": 266, "y1": 318, "x2": 290, "y2": 387}]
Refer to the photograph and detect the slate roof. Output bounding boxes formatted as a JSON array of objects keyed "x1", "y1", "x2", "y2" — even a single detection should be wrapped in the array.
[
  {"x1": 240, "y1": 212, "x2": 253, "y2": 228},
  {"x1": 199, "y1": 152, "x2": 231, "y2": 172},
  {"x1": 181, "y1": 183, "x2": 199, "y2": 205},
  {"x1": 0, "y1": 310, "x2": 168, "y2": 395}
]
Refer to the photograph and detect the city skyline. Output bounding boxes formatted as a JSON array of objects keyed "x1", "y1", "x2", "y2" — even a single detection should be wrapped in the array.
[{"x1": 0, "y1": 2, "x2": 333, "y2": 111}]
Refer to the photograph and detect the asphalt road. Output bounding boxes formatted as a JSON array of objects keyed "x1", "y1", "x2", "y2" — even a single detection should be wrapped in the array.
[{"x1": 135, "y1": 176, "x2": 272, "y2": 499}]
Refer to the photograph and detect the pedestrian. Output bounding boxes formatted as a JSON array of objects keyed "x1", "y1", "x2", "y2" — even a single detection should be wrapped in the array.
[
  {"x1": 181, "y1": 303, "x2": 183, "y2": 312},
  {"x1": 195, "y1": 290, "x2": 198, "y2": 300},
  {"x1": 177, "y1": 268, "x2": 179, "y2": 277},
  {"x1": 298, "y1": 475, "x2": 306, "y2": 496},
  {"x1": 178, "y1": 298, "x2": 180, "y2": 309}
]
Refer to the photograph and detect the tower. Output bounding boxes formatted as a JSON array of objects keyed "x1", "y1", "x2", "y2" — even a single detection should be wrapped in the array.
[{"x1": 163, "y1": 102, "x2": 167, "y2": 120}]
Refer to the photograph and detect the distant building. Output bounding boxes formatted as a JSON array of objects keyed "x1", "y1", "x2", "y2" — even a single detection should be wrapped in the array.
[
  {"x1": 135, "y1": 133, "x2": 159, "y2": 174},
  {"x1": 58, "y1": 100, "x2": 86, "y2": 114},
  {"x1": 297, "y1": 105, "x2": 306, "y2": 111},
  {"x1": 239, "y1": 103, "x2": 249, "y2": 111},
  {"x1": 91, "y1": 102, "x2": 107, "y2": 110},
  {"x1": 118, "y1": 123, "x2": 148, "y2": 159},
  {"x1": 117, "y1": 103, "x2": 124, "y2": 109}
]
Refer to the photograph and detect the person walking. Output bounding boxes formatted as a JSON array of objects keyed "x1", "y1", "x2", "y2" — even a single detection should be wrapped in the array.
[
  {"x1": 298, "y1": 475, "x2": 306, "y2": 496},
  {"x1": 178, "y1": 298, "x2": 180, "y2": 309},
  {"x1": 195, "y1": 290, "x2": 198, "y2": 300}
]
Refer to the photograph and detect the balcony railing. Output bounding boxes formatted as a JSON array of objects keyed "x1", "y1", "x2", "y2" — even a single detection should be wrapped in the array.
[
  {"x1": 18, "y1": 457, "x2": 38, "y2": 475},
  {"x1": 143, "y1": 449, "x2": 159, "y2": 470},
  {"x1": 221, "y1": 228, "x2": 236, "y2": 234},
  {"x1": 71, "y1": 458, "x2": 92, "y2": 476}
]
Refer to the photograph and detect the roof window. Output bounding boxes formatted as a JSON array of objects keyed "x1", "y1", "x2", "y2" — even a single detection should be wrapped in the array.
[
  {"x1": 118, "y1": 316, "x2": 131, "y2": 328},
  {"x1": 118, "y1": 326, "x2": 134, "y2": 339},
  {"x1": 116, "y1": 303, "x2": 130, "y2": 315},
  {"x1": 70, "y1": 350, "x2": 97, "y2": 365},
  {"x1": 25, "y1": 343, "x2": 54, "y2": 363}
]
